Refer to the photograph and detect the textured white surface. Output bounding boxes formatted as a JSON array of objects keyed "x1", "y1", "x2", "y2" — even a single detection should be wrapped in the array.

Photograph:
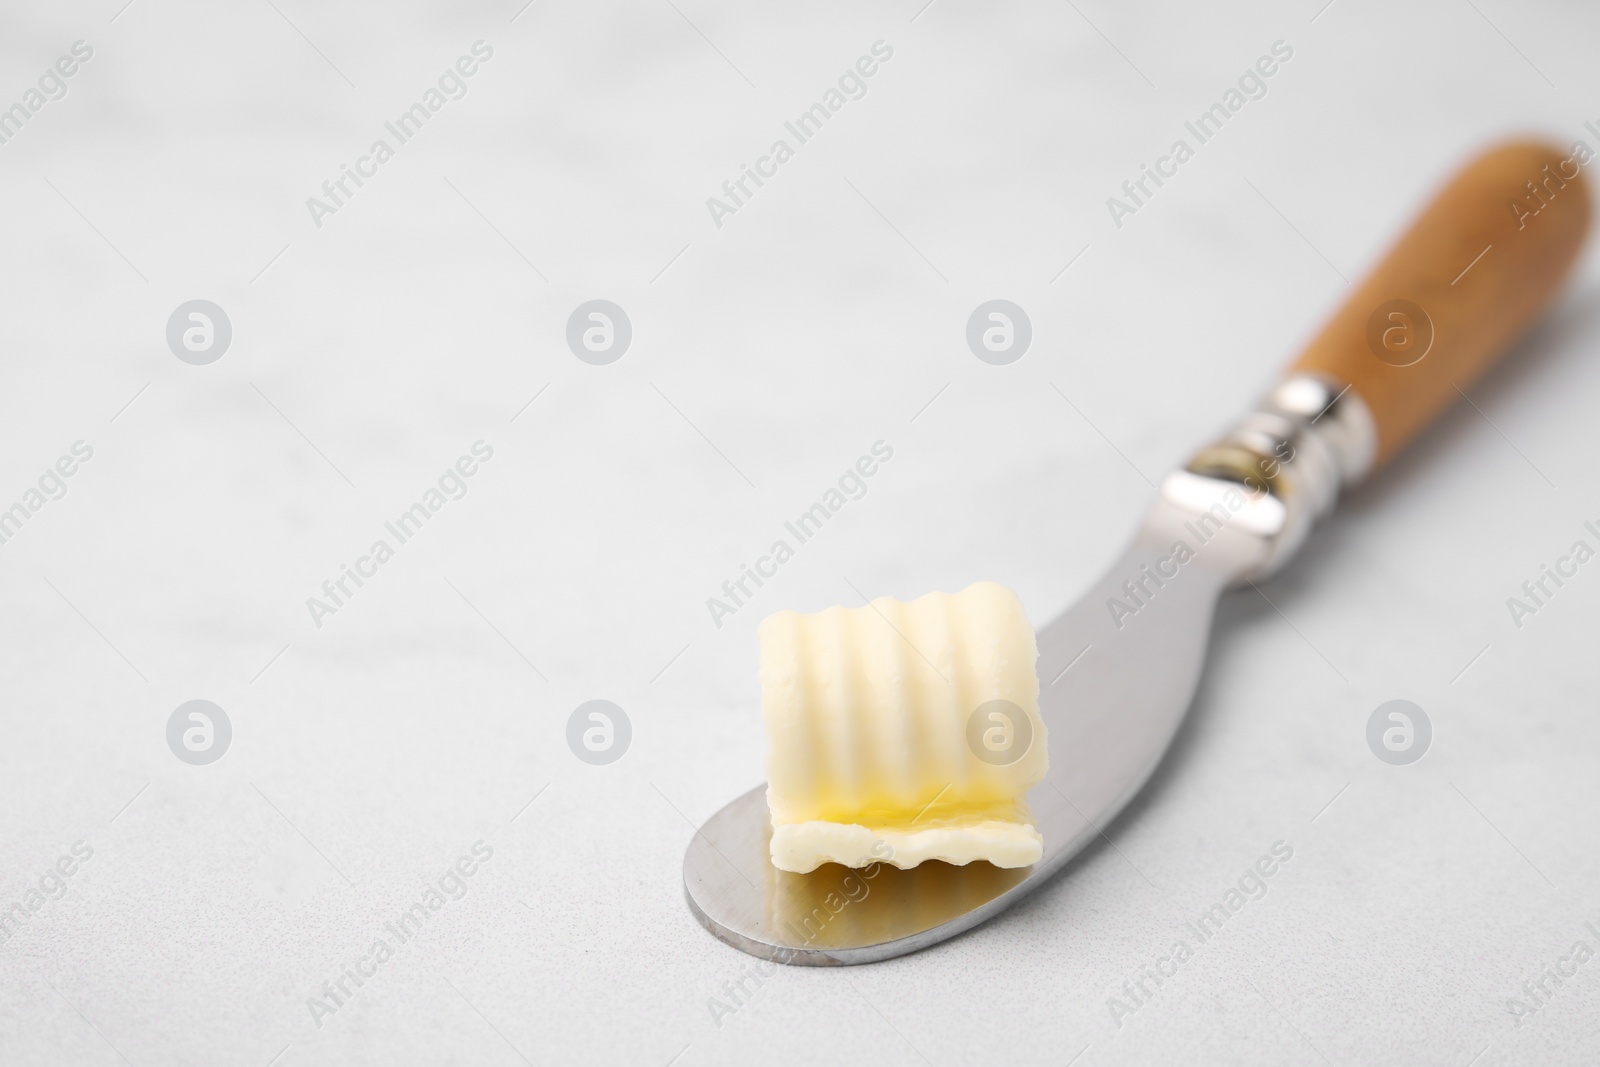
[{"x1": 2, "y1": 1, "x2": 1600, "y2": 1065}]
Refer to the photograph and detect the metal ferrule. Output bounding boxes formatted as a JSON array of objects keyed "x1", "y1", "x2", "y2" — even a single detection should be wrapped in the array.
[{"x1": 1159, "y1": 374, "x2": 1376, "y2": 579}]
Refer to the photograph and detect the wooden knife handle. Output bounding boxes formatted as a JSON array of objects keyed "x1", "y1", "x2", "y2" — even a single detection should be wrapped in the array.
[{"x1": 1291, "y1": 139, "x2": 1591, "y2": 468}]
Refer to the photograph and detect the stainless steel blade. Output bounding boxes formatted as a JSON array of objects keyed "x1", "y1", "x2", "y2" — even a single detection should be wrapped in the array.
[{"x1": 683, "y1": 496, "x2": 1267, "y2": 965}]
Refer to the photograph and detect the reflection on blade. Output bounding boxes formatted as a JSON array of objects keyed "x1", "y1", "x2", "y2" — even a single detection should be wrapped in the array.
[{"x1": 768, "y1": 830, "x2": 1032, "y2": 956}]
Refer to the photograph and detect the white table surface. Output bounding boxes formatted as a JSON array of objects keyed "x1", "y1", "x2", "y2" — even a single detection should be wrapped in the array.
[{"x1": 3, "y1": 1, "x2": 1600, "y2": 1064}]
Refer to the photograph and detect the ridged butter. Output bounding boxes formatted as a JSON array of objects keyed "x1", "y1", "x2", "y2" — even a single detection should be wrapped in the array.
[{"x1": 760, "y1": 581, "x2": 1047, "y2": 873}]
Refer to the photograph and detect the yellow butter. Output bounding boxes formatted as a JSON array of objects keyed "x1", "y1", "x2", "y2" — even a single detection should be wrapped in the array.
[{"x1": 760, "y1": 581, "x2": 1046, "y2": 873}]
